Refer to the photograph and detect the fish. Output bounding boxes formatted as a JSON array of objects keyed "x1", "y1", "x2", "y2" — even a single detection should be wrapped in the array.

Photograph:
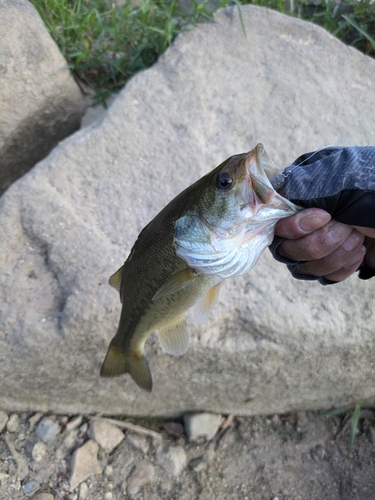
[{"x1": 100, "y1": 144, "x2": 300, "y2": 392}]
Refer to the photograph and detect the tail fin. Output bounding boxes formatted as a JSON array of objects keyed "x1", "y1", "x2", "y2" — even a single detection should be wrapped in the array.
[{"x1": 100, "y1": 345, "x2": 153, "y2": 392}]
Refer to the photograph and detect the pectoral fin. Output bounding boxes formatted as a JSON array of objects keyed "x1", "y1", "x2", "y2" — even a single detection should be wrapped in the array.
[
  {"x1": 195, "y1": 283, "x2": 221, "y2": 324},
  {"x1": 158, "y1": 315, "x2": 189, "y2": 356},
  {"x1": 109, "y1": 265, "x2": 124, "y2": 293},
  {"x1": 152, "y1": 267, "x2": 197, "y2": 301},
  {"x1": 100, "y1": 344, "x2": 152, "y2": 392}
]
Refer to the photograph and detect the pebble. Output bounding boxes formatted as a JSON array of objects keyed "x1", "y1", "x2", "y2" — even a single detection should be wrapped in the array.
[
  {"x1": 189, "y1": 456, "x2": 207, "y2": 472},
  {"x1": 296, "y1": 411, "x2": 309, "y2": 428},
  {"x1": 7, "y1": 414, "x2": 20, "y2": 433},
  {"x1": 156, "y1": 445, "x2": 187, "y2": 477},
  {"x1": 79, "y1": 423, "x2": 88, "y2": 435},
  {"x1": 69, "y1": 439, "x2": 102, "y2": 491},
  {"x1": 311, "y1": 444, "x2": 326, "y2": 461},
  {"x1": 36, "y1": 417, "x2": 61, "y2": 445},
  {"x1": 66, "y1": 416, "x2": 83, "y2": 432},
  {"x1": 87, "y1": 420, "x2": 124, "y2": 453},
  {"x1": 33, "y1": 494, "x2": 54, "y2": 500},
  {"x1": 0, "y1": 411, "x2": 8, "y2": 432},
  {"x1": 104, "y1": 465, "x2": 114, "y2": 476},
  {"x1": 183, "y1": 413, "x2": 222, "y2": 441},
  {"x1": 127, "y1": 433, "x2": 149, "y2": 454},
  {"x1": 369, "y1": 426, "x2": 375, "y2": 445},
  {"x1": 32, "y1": 441, "x2": 47, "y2": 462},
  {"x1": 79, "y1": 482, "x2": 88, "y2": 499},
  {"x1": 28, "y1": 412, "x2": 43, "y2": 431},
  {"x1": 22, "y1": 480, "x2": 39, "y2": 495},
  {"x1": 127, "y1": 460, "x2": 155, "y2": 496}
]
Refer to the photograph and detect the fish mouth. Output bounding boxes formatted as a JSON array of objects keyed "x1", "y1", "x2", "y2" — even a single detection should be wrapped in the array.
[{"x1": 242, "y1": 143, "x2": 297, "y2": 212}]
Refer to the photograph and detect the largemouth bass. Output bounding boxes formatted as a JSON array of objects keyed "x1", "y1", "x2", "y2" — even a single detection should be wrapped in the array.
[{"x1": 101, "y1": 144, "x2": 300, "y2": 391}]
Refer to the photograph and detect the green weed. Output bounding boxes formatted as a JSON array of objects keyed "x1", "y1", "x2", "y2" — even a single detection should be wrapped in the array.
[
  {"x1": 30, "y1": 0, "x2": 375, "y2": 105},
  {"x1": 323, "y1": 402, "x2": 375, "y2": 456}
]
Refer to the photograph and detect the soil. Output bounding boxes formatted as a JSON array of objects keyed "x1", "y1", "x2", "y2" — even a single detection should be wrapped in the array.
[{"x1": 1, "y1": 408, "x2": 375, "y2": 500}]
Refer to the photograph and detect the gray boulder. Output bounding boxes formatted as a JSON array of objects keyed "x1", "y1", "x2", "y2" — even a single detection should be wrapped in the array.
[
  {"x1": 0, "y1": 0, "x2": 87, "y2": 196},
  {"x1": 0, "y1": 6, "x2": 375, "y2": 416}
]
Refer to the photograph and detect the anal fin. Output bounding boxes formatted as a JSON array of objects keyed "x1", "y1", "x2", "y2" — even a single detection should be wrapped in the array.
[
  {"x1": 158, "y1": 315, "x2": 189, "y2": 356},
  {"x1": 100, "y1": 344, "x2": 152, "y2": 392}
]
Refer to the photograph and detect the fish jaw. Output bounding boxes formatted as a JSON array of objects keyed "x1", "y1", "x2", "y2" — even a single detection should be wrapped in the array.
[{"x1": 175, "y1": 144, "x2": 301, "y2": 279}]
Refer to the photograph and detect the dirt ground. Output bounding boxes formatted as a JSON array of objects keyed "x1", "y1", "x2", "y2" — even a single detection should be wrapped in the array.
[{"x1": 1, "y1": 407, "x2": 375, "y2": 500}]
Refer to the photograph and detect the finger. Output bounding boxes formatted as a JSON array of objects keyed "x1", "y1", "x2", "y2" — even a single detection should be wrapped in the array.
[
  {"x1": 354, "y1": 226, "x2": 375, "y2": 238},
  {"x1": 322, "y1": 251, "x2": 366, "y2": 283},
  {"x1": 297, "y1": 239, "x2": 365, "y2": 277},
  {"x1": 275, "y1": 208, "x2": 331, "y2": 240},
  {"x1": 278, "y1": 221, "x2": 356, "y2": 262}
]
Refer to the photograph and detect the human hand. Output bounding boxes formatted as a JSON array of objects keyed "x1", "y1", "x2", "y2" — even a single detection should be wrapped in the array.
[{"x1": 273, "y1": 208, "x2": 367, "y2": 283}]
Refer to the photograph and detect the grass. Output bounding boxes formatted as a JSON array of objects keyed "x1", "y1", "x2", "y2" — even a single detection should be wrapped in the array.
[
  {"x1": 30, "y1": 0, "x2": 375, "y2": 105},
  {"x1": 322, "y1": 402, "x2": 375, "y2": 456}
]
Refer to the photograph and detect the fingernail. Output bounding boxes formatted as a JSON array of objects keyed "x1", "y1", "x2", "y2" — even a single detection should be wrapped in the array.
[
  {"x1": 299, "y1": 212, "x2": 331, "y2": 232},
  {"x1": 343, "y1": 245, "x2": 366, "y2": 269},
  {"x1": 327, "y1": 222, "x2": 352, "y2": 245},
  {"x1": 343, "y1": 231, "x2": 363, "y2": 251}
]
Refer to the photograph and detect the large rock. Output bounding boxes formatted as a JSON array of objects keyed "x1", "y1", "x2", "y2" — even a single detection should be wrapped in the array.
[
  {"x1": 0, "y1": 0, "x2": 87, "y2": 196},
  {"x1": 0, "y1": 6, "x2": 375, "y2": 416}
]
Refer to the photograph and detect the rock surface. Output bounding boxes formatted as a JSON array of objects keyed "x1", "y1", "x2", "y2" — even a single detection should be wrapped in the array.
[
  {"x1": 0, "y1": 0, "x2": 87, "y2": 195},
  {"x1": 0, "y1": 5, "x2": 375, "y2": 416}
]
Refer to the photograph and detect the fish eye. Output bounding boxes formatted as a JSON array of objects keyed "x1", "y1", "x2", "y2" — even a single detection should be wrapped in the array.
[{"x1": 215, "y1": 171, "x2": 233, "y2": 190}]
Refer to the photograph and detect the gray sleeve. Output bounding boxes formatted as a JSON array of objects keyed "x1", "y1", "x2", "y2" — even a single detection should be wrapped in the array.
[
  {"x1": 272, "y1": 146, "x2": 375, "y2": 228},
  {"x1": 270, "y1": 146, "x2": 375, "y2": 282}
]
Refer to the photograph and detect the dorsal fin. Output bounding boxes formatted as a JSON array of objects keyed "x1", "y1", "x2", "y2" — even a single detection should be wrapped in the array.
[
  {"x1": 109, "y1": 265, "x2": 124, "y2": 293},
  {"x1": 157, "y1": 315, "x2": 189, "y2": 356}
]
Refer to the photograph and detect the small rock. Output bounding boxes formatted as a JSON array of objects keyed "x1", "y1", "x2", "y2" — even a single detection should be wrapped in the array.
[
  {"x1": 104, "y1": 465, "x2": 113, "y2": 476},
  {"x1": 189, "y1": 457, "x2": 207, "y2": 472},
  {"x1": 183, "y1": 413, "x2": 222, "y2": 441},
  {"x1": 162, "y1": 421, "x2": 184, "y2": 437},
  {"x1": 87, "y1": 420, "x2": 124, "y2": 453},
  {"x1": 28, "y1": 412, "x2": 43, "y2": 431},
  {"x1": 0, "y1": 411, "x2": 8, "y2": 432},
  {"x1": 66, "y1": 416, "x2": 83, "y2": 432},
  {"x1": 127, "y1": 460, "x2": 155, "y2": 496},
  {"x1": 79, "y1": 423, "x2": 88, "y2": 435},
  {"x1": 35, "y1": 417, "x2": 61, "y2": 445},
  {"x1": 7, "y1": 414, "x2": 20, "y2": 433},
  {"x1": 311, "y1": 444, "x2": 326, "y2": 461},
  {"x1": 22, "y1": 480, "x2": 39, "y2": 495},
  {"x1": 127, "y1": 433, "x2": 149, "y2": 454},
  {"x1": 32, "y1": 441, "x2": 47, "y2": 462},
  {"x1": 33, "y1": 494, "x2": 54, "y2": 500},
  {"x1": 69, "y1": 439, "x2": 102, "y2": 491},
  {"x1": 156, "y1": 445, "x2": 187, "y2": 477},
  {"x1": 296, "y1": 411, "x2": 309, "y2": 428},
  {"x1": 79, "y1": 482, "x2": 88, "y2": 499},
  {"x1": 104, "y1": 493, "x2": 113, "y2": 500},
  {"x1": 369, "y1": 425, "x2": 375, "y2": 445},
  {"x1": 0, "y1": 472, "x2": 10, "y2": 481}
]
